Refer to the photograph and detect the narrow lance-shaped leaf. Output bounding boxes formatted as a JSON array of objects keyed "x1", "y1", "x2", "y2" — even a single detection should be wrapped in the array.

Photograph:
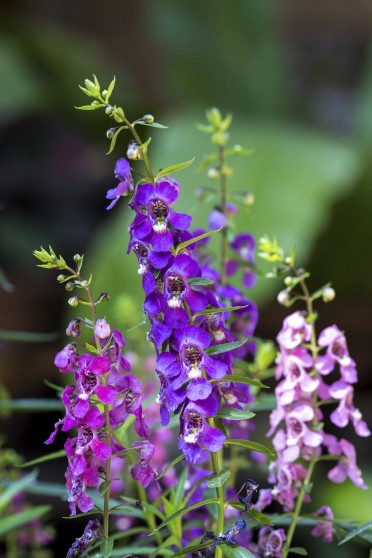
[
  {"x1": 0, "y1": 505, "x2": 51, "y2": 537},
  {"x1": 205, "y1": 338, "x2": 248, "y2": 356},
  {"x1": 224, "y1": 438, "x2": 274, "y2": 457},
  {"x1": 155, "y1": 157, "x2": 195, "y2": 181},
  {"x1": 193, "y1": 304, "x2": 248, "y2": 318},
  {"x1": 151, "y1": 498, "x2": 218, "y2": 534},
  {"x1": 106, "y1": 126, "x2": 127, "y2": 155},
  {"x1": 288, "y1": 548, "x2": 308, "y2": 556},
  {"x1": 157, "y1": 454, "x2": 184, "y2": 480},
  {"x1": 215, "y1": 408, "x2": 255, "y2": 421},
  {"x1": 338, "y1": 520, "x2": 372, "y2": 546},
  {"x1": 212, "y1": 375, "x2": 268, "y2": 390},
  {"x1": 176, "y1": 227, "x2": 223, "y2": 255},
  {"x1": 0, "y1": 399, "x2": 64, "y2": 413},
  {"x1": 170, "y1": 541, "x2": 214, "y2": 558},
  {"x1": 100, "y1": 537, "x2": 114, "y2": 558},
  {"x1": 0, "y1": 470, "x2": 38, "y2": 511},
  {"x1": 20, "y1": 449, "x2": 66, "y2": 468},
  {"x1": 219, "y1": 544, "x2": 255, "y2": 558}
]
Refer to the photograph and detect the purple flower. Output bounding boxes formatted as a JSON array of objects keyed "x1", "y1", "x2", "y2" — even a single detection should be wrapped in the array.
[
  {"x1": 94, "y1": 318, "x2": 111, "y2": 339},
  {"x1": 75, "y1": 406, "x2": 111, "y2": 461},
  {"x1": 163, "y1": 255, "x2": 208, "y2": 328},
  {"x1": 178, "y1": 397, "x2": 226, "y2": 463},
  {"x1": 54, "y1": 343, "x2": 79, "y2": 373},
  {"x1": 256, "y1": 526, "x2": 286, "y2": 558},
  {"x1": 227, "y1": 233, "x2": 256, "y2": 288},
  {"x1": 311, "y1": 506, "x2": 333, "y2": 543},
  {"x1": 131, "y1": 441, "x2": 158, "y2": 488},
  {"x1": 277, "y1": 311, "x2": 312, "y2": 351},
  {"x1": 106, "y1": 158, "x2": 133, "y2": 210},
  {"x1": 67, "y1": 519, "x2": 102, "y2": 558},
  {"x1": 109, "y1": 374, "x2": 149, "y2": 437},
  {"x1": 75, "y1": 355, "x2": 116, "y2": 418},
  {"x1": 327, "y1": 438, "x2": 368, "y2": 489},
  {"x1": 65, "y1": 463, "x2": 99, "y2": 516},
  {"x1": 130, "y1": 181, "x2": 191, "y2": 252},
  {"x1": 208, "y1": 209, "x2": 227, "y2": 230},
  {"x1": 329, "y1": 381, "x2": 371, "y2": 437},
  {"x1": 317, "y1": 325, "x2": 357, "y2": 383}
]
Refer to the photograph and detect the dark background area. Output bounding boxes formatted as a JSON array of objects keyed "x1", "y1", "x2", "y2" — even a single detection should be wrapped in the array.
[{"x1": 1, "y1": 1, "x2": 372, "y2": 556}]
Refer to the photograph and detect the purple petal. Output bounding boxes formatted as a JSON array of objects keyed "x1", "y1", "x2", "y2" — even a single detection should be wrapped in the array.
[
  {"x1": 203, "y1": 355, "x2": 228, "y2": 379},
  {"x1": 208, "y1": 209, "x2": 226, "y2": 230},
  {"x1": 133, "y1": 183, "x2": 154, "y2": 206},
  {"x1": 200, "y1": 423, "x2": 226, "y2": 452},
  {"x1": 95, "y1": 384, "x2": 117, "y2": 405},
  {"x1": 156, "y1": 352, "x2": 181, "y2": 378},
  {"x1": 155, "y1": 181, "x2": 179, "y2": 204},
  {"x1": 164, "y1": 306, "x2": 189, "y2": 329},
  {"x1": 114, "y1": 158, "x2": 131, "y2": 180},
  {"x1": 169, "y1": 210, "x2": 192, "y2": 231},
  {"x1": 151, "y1": 230, "x2": 173, "y2": 252},
  {"x1": 186, "y1": 378, "x2": 212, "y2": 401},
  {"x1": 186, "y1": 288, "x2": 208, "y2": 312},
  {"x1": 148, "y1": 250, "x2": 172, "y2": 269}
]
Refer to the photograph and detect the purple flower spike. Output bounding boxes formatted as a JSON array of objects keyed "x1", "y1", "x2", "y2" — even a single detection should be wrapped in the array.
[{"x1": 163, "y1": 255, "x2": 207, "y2": 328}]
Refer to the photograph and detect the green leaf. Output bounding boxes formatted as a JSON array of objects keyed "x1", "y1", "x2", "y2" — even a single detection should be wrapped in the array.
[
  {"x1": 151, "y1": 498, "x2": 218, "y2": 534},
  {"x1": 85, "y1": 342, "x2": 98, "y2": 354},
  {"x1": 289, "y1": 548, "x2": 308, "y2": 556},
  {"x1": 204, "y1": 338, "x2": 248, "y2": 356},
  {"x1": 139, "y1": 136, "x2": 152, "y2": 153},
  {"x1": 170, "y1": 541, "x2": 213, "y2": 558},
  {"x1": 108, "y1": 547, "x2": 171, "y2": 557},
  {"x1": 175, "y1": 227, "x2": 222, "y2": 255},
  {"x1": 207, "y1": 468, "x2": 231, "y2": 488},
  {"x1": 157, "y1": 454, "x2": 184, "y2": 480},
  {"x1": 20, "y1": 449, "x2": 65, "y2": 468},
  {"x1": 100, "y1": 537, "x2": 114, "y2": 557},
  {"x1": 150, "y1": 535, "x2": 179, "y2": 558},
  {"x1": 0, "y1": 470, "x2": 38, "y2": 511},
  {"x1": 338, "y1": 520, "x2": 372, "y2": 546},
  {"x1": 193, "y1": 304, "x2": 248, "y2": 317},
  {"x1": 134, "y1": 120, "x2": 168, "y2": 129},
  {"x1": 215, "y1": 408, "x2": 255, "y2": 421},
  {"x1": 219, "y1": 544, "x2": 255, "y2": 558},
  {"x1": 105, "y1": 76, "x2": 116, "y2": 102},
  {"x1": 246, "y1": 507, "x2": 273, "y2": 526},
  {"x1": 0, "y1": 398, "x2": 63, "y2": 413},
  {"x1": 99, "y1": 480, "x2": 111, "y2": 496},
  {"x1": 155, "y1": 157, "x2": 195, "y2": 181},
  {"x1": 0, "y1": 505, "x2": 51, "y2": 536},
  {"x1": 75, "y1": 103, "x2": 104, "y2": 110},
  {"x1": 213, "y1": 374, "x2": 268, "y2": 390},
  {"x1": 224, "y1": 438, "x2": 274, "y2": 456},
  {"x1": 106, "y1": 126, "x2": 127, "y2": 155},
  {"x1": 187, "y1": 277, "x2": 215, "y2": 287},
  {"x1": 250, "y1": 395, "x2": 277, "y2": 411},
  {"x1": 174, "y1": 466, "x2": 188, "y2": 507}
]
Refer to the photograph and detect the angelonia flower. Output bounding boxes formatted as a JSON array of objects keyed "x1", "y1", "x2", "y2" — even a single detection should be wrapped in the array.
[
  {"x1": 264, "y1": 309, "x2": 370, "y2": 530},
  {"x1": 46, "y1": 318, "x2": 152, "y2": 515},
  {"x1": 111, "y1": 155, "x2": 260, "y2": 465}
]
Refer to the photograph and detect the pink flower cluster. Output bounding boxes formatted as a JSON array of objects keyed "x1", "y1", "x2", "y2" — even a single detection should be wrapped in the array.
[
  {"x1": 46, "y1": 319, "x2": 154, "y2": 515},
  {"x1": 265, "y1": 311, "x2": 370, "y2": 538}
]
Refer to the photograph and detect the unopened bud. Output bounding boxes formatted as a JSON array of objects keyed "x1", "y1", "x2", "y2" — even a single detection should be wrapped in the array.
[
  {"x1": 73, "y1": 254, "x2": 82, "y2": 264},
  {"x1": 242, "y1": 192, "x2": 255, "y2": 206},
  {"x1": 284, "y1": 276, "x2": 293, "y2": 287},
  {"x1": 102, "y1": 89, "x2": 108, "y2": 96},
  {"x1": 68, "y1": 296, "x2": 79, "y2": 307},
  {"x1": 127, "y1": 140, "x2": 142, "y2": 160},
  {"x1": 143, "y1": 114, "x2": 154, "y2": 124},
  {"x1": 105, "y1": 105, "x2": 113, "y2": 115},
  {"x1": 207, "y1": 167, "x2": 219, "y2": 179},
  {"x1": 57, "y1": 274, "x2": 66, "y2": 282},
  {"x1": 322, "y1": 286, "x2": 336, "y2": 302},
  {"x1": 65, "y1": 282, "x2": 74, "y2": 292},
  {"x1": 284, "y1": 257, "x2": 293, "y2": 266},
  {"x1": 81, "y1": 280, "x2": 89, "y2": 289},
  {"x1": 106, "y1": 128, "x2": 115, "y2": 139},
  {"x1": 277, "y1": 290, "x2": 291, "y2": 307}
]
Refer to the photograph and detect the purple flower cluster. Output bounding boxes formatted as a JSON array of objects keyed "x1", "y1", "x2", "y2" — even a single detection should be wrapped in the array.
[
  {"x1": 265, "y1": 311, "x2": 370, "y2": 534},
  {"x1": 118, "y1": 161, "x2": 259, "y2": 464},
  {"x1": 47, "y1": 319, "x2": 153, "y2": 514}
]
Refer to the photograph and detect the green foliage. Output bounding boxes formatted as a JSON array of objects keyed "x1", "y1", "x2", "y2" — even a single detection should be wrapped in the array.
[{"x1": 219, "y1": 543, "x2": 255, "y2": 558}]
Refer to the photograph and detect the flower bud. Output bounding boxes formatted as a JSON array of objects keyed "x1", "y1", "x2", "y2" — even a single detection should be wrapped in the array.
[
  {"x1": 81, "y1": 280, "x2": 89, "y2": 289},
  {"x1": 68, "y1": 296, "x2": 79, "y2": 307},
  {"x1": 66, "y1": 318, "x2": 81, "y2": 338},
  {"x1": 143, "y1": 114, "x2": 154, "y2": 124},
  {"x1": 65, "y1": 282, "x2": 74, "y2": 292},
  {"x1": 102, "y1": 89, "x2": 108, "y2": 96},
  {"x1": 105, "y1": 105, "x2": 114, "y2": 115},
  {"x1": 242, "y1": 192, "x2": 255, "y2": 206},
  {"x1": 284, "y1": 276, "x2": 293, "y2": 287},
  {"x1": 322, "y1": 286, "x2": 336, "y2": 302},
  {"x1": 127, "y1": 140, "x2": 142, "y2": 160},
  {"x1": 277, "y1": 290, "x2": 291, "y2": 307},
  {"x1": 57, "y1": 275, "x2": 66, "y2": 282},
  {"x1": 207, "y1": 167, "x2": 219, "y2": 179},
  {"x1": 73, "y1": 254, "x2": 82, "y2": 264},
  {"x1": 95, "y1": 317, "x2": 111, "y2": 339},
  {"x1": 106, "y1": 128, "x2": 115, "y2": 139}
]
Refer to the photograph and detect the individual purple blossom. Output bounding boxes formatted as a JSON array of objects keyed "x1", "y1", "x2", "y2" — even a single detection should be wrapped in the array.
[
  {"x1": 275, "y1": 352, "x2": 318, "y2": 407},
  {"x1": 227, "y1": 233, "x2": 256, "y2": 288},
  {"x1": 54, "y1": 343, "x2": 79, "y2": 373},
  {"x1": 65, "y1": 463, "x2": 99, "y2": 515},
  {"x1": 268, "y1": 462, "x2": 307, "y2": 511},
  {"x1": 130, "y1": 181, "x2": 191, "y2": 251},
  {"x1": 208, "y1": 208, "x2": 227, "y2": 230},
  {"x1": 328, "y1": 381, "x2": 371, "y2": 437},
  {"x1": 103, "y1": 328, "x2": 131, "y2": 371},
  {"x1": 66, "y1": 318, "x2": 81, "y2": 338},
  {"x1": 109, "y1": 373, "x2": 149, "y2": 437},
  {"x1": 311, "y1": 506, "x2": 333, "y2": 543},
  {"x1": 131, "y1": 440, "x2": 158, "y2": 488},
  {"x1": 277, "y1": 311, "x2": 312, "y2": 351},
  {"x1": 316, "y1": 325, "x2": 358, "y2": 383},
  {"x1": 255, "y1": 526, "x2": 286, "y2": 558},
  {"x1": 178, "y1": 396, "x2": 226, "y2": 463},
  {"x1": 327, "y1": 438, "x2": 368, "y2": 489},
  {"x1": 74, "y1": 406, "x2": 112, "y2": 461},
  {"x1": 74, "y1": 354, "x2": 116, "y2": 418},
  {"x1": 163, "y1": 255, "x2": 208, "y2": 328},
  {"x1": 94, "y1": 317, "x2": 111, "y2": 339},
  {"x1": 66, "y1": 519, "x2": 102, "y2": 557},
  {"x1": 106, "y1": 157, "x2": 134, "y2": 210}
]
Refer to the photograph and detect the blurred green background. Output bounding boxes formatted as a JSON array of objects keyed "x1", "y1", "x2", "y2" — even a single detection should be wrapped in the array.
[{"x1": 0, "y1": 0, "x2": 372, "y2": 555}]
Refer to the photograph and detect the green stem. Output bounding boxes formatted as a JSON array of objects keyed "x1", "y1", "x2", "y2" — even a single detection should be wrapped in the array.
[
  {"x1": 219, "y1": 145, "x2": 228, "y2": 286},
  {"x1": 123, "y1": 117, "x2": 155, "y2": 184},
  {"x1": 209, "y1": 419, "x2": 225, "y2": 558}
]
